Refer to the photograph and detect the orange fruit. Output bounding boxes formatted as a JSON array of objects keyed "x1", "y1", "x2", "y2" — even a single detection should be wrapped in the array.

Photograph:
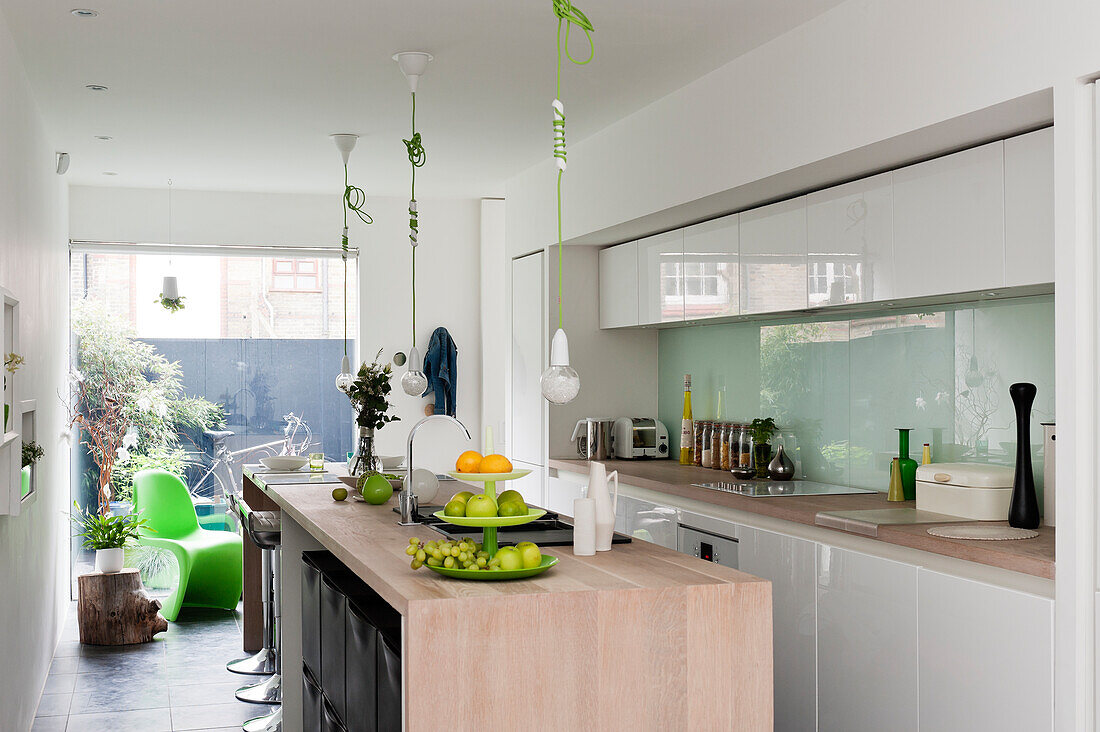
[
  {"x1": 478, "y1": 454, "x2": 513, "y2": 474},
  {"x1": 455, "y1": 450, "x2": 483, "y2": 473}
]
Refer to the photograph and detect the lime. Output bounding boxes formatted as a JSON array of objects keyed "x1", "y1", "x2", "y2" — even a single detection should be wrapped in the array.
[
  {"x1": 331, "y1": 487, "x2": 348, "y2": 501},
  {"x1": 361, "y1": 473, "x2": 394, "y2": 505}
]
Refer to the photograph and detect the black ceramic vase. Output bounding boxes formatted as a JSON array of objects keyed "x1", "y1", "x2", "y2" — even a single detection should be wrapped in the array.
[{"x1": 1008, "y1": 382, "x2": 1040, "y2": 529}]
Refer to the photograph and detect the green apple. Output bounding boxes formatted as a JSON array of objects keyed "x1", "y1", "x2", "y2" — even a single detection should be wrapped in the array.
[
  {"x1": 515, "y1": 541, "x2": 542, "y2": 569},
  {"x1": 443, "y1": 499, "x2": 467, "y2": 517},
  {"x1": 465, "y1": 494, "x2": 497, "y2": 518},
  {"x1": 496, "y1": 500, "x2": 528, "y2": 518},
  {"x1": 451, "y1": 490, "x2": 475, "y2": 505},
  {"x1": 496, "y1": 489, "x2": 524, "y2": 506},
  {"x1": 361, "y1": 473, "x2": 394, "y2": 505},
  {"x1": 494, "y1": 546, "x2": 523, "y2": 571}
]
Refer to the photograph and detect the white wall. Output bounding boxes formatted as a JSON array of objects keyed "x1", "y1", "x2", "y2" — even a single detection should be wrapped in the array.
[
  {"x1": 70, "y1": 186, "x2": 484, "y2": 475},
  {"x1": 0, "y1": 7, "x2": 71, "y2": 730}
]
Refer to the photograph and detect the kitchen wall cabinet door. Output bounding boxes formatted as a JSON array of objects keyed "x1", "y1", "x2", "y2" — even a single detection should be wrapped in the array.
[
  {"x1": 807, "y1": 171, "x2": 894, "y2": 306},
  {"x1": 1004, "y1": 127, "x2": 1055, "y2": 287},
  {"x1": 817, "y1": 545, "x2": 918, "y2": 732},
  {"x1": 917, "y1": 569, "x2": 1052, "y2": 731},
  {"x1": 510, "y1": 252, "x2": 545, "y2": 467},
  {"x1": 739, "y1": 197, "x2": 808, "y2": 315},
  {"x1": 637, "y1": 229, "x2": 685, "y2": 325},
  {"x1": 599, "y1": 242, "x2": 640, "y2": 328},
  {"x1": 892, "y1": 141, "x2": 1005, "y2": 299},
  {"x1": 613, "y1": 492, "x2": 678, "y2": 549},
  {"x1": 545, "y1": 473, "x2": 586, "y2": 517},
  {"x1": 738, "y1": 525, "x2": 817, "y2": 732},
  {"x1": 682, "y1": 215, "x2": 739, "y2": 321}
]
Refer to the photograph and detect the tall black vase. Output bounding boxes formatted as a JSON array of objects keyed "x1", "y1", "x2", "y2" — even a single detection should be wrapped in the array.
[{"x1": 1008, "y1": 382, "x2": 1040, "y2": 529}]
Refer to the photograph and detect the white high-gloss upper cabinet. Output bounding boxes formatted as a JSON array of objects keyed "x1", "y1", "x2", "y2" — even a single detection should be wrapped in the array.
[
  {"x1": 682, "y1": 215, "x2": 739, "y2": 320},
  {"x1": 737, "y1": 525, "x2": 817, "y2": 732},
  {"x1": 613, "y1": 493, "x2": 678, "y2": 549},
  {"x1": 817, "y1": 545, "x2": 919, "y2": 732},
  {"x1": 807, "y1": 171, "x2": 894, "y2": 306},
  {"x1": 1005, "y1": 127, "x2": 1055, "y2": 287},
  {"x1": 740, "y1": 197, "x2": 808, "y2": 314},
  {"x1": 599, "y1": 242, "x2": 639, "y2": 328},
  {"x1": 892, "y1": 141, "x2": 1005, "y2": 298},
  {"x1": 917, "y1": 569, "x2": 1052, "y2": 731},
  {"x1": 510, "y1": 252, "x2": 545, "y2": 467},
  {"x1": 637, "y1": 229, "x2": 685, "y2": 325}
]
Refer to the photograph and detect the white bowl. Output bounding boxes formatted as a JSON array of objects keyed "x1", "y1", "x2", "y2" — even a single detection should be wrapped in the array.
[
  {"x1": 378, "y1": 455, "x2": 404, "y2": 470},
  {"x1": 260, "y1": 455, "x2": 309, "y2": 471}
]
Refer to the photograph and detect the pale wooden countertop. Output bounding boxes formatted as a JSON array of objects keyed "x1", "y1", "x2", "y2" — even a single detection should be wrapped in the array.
[
  {"x1": 550, "y1": 458, "x2": 1055, "y2": 580},
  {"x1": 252, "y1": 473, "x2": 768, "y2": 616}
]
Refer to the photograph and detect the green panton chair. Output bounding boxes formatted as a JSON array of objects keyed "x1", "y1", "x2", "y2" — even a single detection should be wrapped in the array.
[{"x1": 133, "y1": 468, "x2": 243, "y2": 622}]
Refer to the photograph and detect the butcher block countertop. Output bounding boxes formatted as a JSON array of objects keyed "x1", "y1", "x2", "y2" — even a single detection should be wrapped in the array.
[
  {"x1": 246, "y1": 467, "x2": 775, "y2": 731},
  {"x1": 550, "y1": 458, "x2": 1055, "y2": 580}
]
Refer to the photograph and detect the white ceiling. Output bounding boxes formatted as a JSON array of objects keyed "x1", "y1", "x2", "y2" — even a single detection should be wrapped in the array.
[{"x1": 2, "y1": 0, "x2": 843, "y2": 197}]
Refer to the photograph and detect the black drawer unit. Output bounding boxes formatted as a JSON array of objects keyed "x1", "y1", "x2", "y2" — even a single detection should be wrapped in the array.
[{"x1": 303, "y1": 666, "x2": 323, "y2": 732}]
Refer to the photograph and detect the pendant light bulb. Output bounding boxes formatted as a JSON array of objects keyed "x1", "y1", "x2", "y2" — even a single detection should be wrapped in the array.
[
  {"x1": 335, "y1": 354, "x2": 354, "y2": 393},
  {"x1": 331, "y1": 133, "x2": 358, "y2": 166},
  {"x1": 393, "y1": 51, "x2": 433, "y2": 93},
  {"x1": 161, "y1": 275, "x2": 179, "y2": 300},
  {"x1": 401, "y1": 346, "x2": 427, "y2": 396},
  {"x1": 540, "y1": 328, "x2": 580, "y2": 405}
]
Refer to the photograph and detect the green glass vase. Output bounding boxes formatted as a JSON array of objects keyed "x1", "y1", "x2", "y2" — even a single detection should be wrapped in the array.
[{"x1": 896, "y1": 428, "x2": 918, "y2": 500}]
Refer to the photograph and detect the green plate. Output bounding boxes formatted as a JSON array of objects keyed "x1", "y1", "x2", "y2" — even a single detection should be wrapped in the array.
[
  {"x1": 432, "y1": 508, "x2": 546, "y2": 527},
  {"x1": 447, "y1": 470, "x2": 531, "y2": 482},
  {"x1": 425, "y1": 554, "x2": 558, "y2": 580}
]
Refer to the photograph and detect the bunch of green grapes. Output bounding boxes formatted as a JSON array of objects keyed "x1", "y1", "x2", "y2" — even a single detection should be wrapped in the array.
[{"x1": 404, "y1": 537, "x2": 501, "y2": 571}]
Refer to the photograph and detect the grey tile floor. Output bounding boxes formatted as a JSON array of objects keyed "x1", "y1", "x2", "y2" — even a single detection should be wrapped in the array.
[{"x1": 33, "y1": 603, "x2": 274, "y2": 732}]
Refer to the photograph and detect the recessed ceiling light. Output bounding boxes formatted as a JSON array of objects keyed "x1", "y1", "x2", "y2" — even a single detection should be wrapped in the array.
[
  {"x1": 85, "y1": 84, "x2": 109, "y2": 92},
  {"x1": 71, "y1": 8, "x2": 99, "y2": 18},
  {"x1": 94, "y1": 135, "x2": 112, "y2": 141},
  {"x1": 102, "y1": 171, "x2": 118, "y2": 176}
]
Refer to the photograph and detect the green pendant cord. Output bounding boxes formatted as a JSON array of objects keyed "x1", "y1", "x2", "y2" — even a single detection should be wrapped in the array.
[
  {"x1": 404, "y1": 92, "x2": 426, "y2": 346},
  {"x1": 552, "y1": 0, "x2": 594, "y2": 329},
  {"x1": 341, "y1": 164, "x2": 373, "y2": 359}
]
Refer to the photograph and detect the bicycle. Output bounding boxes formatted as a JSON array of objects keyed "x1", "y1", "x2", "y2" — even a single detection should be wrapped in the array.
[{"x1": 181, "y1": 412, "x2": 314, "y2": 502}]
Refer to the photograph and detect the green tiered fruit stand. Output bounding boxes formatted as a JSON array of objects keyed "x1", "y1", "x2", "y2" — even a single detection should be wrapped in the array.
[{"x1": 428, "y1": 469, "x2": 559, "y2": 581}]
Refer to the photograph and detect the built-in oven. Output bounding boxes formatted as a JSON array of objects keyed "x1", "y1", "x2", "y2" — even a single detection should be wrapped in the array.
[{"x1": 677, "y1": 524, "x2": 738, "y2": 570}]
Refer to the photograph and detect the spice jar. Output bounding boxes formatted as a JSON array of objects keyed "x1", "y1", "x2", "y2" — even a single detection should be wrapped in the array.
[
  {"x1": 693, "y1": 420, "x2": 708, "y2": 466},
  {"x1": 700, "y1": 422, "x2": 714, "y2": 468}
]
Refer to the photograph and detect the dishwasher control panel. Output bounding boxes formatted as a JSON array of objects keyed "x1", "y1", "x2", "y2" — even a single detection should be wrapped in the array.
[{"x1": 677, "y1": 525, "x2": 738, "y2": 570}]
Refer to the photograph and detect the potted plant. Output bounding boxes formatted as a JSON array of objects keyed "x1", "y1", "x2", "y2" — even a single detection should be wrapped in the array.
[
  {"x1": 341, "y1": 351, "x2": 400, "y2": 475},
  {"x1": 71, "y1": 502, "x2": 150, "y2": 573},
  {"x1": 750, "y1": 417, "x2": 777, "y2": 479}
]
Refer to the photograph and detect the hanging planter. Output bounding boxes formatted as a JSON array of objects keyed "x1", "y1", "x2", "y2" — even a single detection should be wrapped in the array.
[{"x1": 539, "y1": 2, "x2": 594, "y2": 406}]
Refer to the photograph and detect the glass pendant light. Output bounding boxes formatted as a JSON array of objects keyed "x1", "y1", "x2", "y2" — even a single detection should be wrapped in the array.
[
  {"x1": 539, "y1": 3, "x2": 594, "y2": 405},
  {"x1": 394, "y1": 51, "x2": 433, "y2": 396},
  {"x1": 331, "y1": 133, "x2": 372, "y2": 393}
]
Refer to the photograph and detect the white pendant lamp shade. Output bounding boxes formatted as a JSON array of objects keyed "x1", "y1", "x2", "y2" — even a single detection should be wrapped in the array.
[
  {"x1": 540, "y1": 328, "x2": 580, "y2": 405},
  {"x1": 393, "y1": 51, "x2": 433, "y2": 93},
  {"x1": 401, "y1": 345, "x2": 427, "y2": 396},
  {"x1": 161, "y1": 275, "x2": 179, "y2": 300}
]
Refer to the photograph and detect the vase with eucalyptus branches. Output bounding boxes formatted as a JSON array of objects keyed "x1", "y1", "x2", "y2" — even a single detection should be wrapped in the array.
[{"x1": 342, "y1": 354, "x2": 400, "y2": 475}]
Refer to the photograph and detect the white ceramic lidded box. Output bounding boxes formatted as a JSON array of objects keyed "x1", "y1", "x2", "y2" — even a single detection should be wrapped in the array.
[{"x1": 915, "y1": 462, "x2": 1015, "y2": 520}]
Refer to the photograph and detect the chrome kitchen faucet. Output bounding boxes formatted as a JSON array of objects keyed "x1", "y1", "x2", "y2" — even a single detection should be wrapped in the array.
[{"x1": 399, "y1": 414, "x2": 471, "y2": 525}]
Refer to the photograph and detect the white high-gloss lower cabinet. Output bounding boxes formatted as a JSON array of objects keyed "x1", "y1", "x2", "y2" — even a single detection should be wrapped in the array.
[
  {"x1": 892, "y1": 140, "x2": 1005, "y2": 299},
  {"x1": 1004, "y1": 127, "x2": 1055, "y2": 287},
  {"x1": 817, "y1": 545, "x2": 919, "y2": 732},
  {"x1": 614, "y1": 493, "x2": 677, "y2": 549},
  {"x1": 736, "y1": 525, "x2": 817, "y2": 732},
  {"x1": 599, "y1": 242, "x2": 639, "y2": 328},
  {"x1": 917, "y1": 569, "x2": 1052, "y2": 731}
]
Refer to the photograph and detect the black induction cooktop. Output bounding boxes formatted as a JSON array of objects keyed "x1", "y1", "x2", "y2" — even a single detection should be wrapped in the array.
[{"x1": 394, "y1": 505, "x2": 631, "y2": 547}]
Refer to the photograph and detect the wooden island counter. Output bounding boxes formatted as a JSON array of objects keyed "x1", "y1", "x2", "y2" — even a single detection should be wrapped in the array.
[{"x1": 243, "y1": 468, "x2": 773, "y2": 732}]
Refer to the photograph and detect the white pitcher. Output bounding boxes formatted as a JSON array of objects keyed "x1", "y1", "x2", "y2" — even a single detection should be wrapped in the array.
[{"x1": 588, "y1": 461, "x2": 619, "y2": 551}]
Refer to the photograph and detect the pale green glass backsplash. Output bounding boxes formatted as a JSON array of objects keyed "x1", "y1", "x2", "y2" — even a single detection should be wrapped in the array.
[{"x1": 658, "y1": 295, "x2": 1055, "y2": 497}]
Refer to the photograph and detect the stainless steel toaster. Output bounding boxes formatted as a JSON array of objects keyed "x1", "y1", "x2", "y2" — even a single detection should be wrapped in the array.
[{"x1": 611, "y1": 418, "x2": 670, "y2": 459}]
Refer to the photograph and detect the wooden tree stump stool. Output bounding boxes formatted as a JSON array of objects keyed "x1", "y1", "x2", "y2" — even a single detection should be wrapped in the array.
[{"x1": 77, "y1": 569, "x2": 169, "y2": 645}]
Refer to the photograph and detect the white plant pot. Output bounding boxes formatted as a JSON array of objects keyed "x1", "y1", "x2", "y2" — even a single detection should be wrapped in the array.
[{"x1": 95, "y1": 548, "x2": 125, "y2": 574}]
